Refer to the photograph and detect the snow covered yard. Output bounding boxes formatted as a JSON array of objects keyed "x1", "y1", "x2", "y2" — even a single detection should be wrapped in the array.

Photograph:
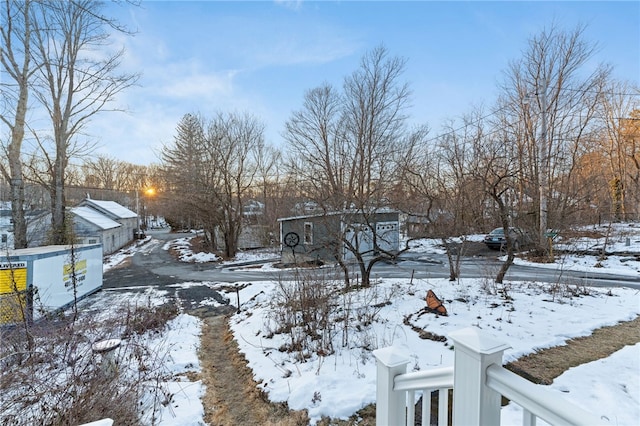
[
  {"x1": 157, "y1": 227, "x2": 640, "y2": 425},
  {"x1": 4, "y1": 228, "x2": 638, "y2": 425},
  {"x1": 81, "y1": 289, "x2": 207, "y2": 426},
  {"x1": 229, "y1": 276, "x2": 639, "y2": 424}
]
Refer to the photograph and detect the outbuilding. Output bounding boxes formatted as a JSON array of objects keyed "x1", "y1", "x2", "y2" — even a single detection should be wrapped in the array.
[
  {"x1": 71, "y1": 206, "x2": 123, "y2": 254},
  {"x1": 0, "y1": 244, "x2": 103, "y2": 325},
  {"x1": 278, "y1": 210, "x2": 400, "y2": 265},
  {"x1": 74, "y1": 197, "x2": 138, "y2": 253}
]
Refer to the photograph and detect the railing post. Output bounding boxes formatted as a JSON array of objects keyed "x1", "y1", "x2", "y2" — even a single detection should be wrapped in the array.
[
  {"x1": 449, "y1": 327, "x2": 510, "y2": 426},
  {"x1": 373, "y1": 346, "x2": 411, "y2": 426}
]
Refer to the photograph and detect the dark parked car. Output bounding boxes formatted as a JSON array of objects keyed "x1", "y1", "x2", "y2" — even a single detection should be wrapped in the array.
[{"x1": 483, "y1": 227, "x2": 530, "y2": 251}]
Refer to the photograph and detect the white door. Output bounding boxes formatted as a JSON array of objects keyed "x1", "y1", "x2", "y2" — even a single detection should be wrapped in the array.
[
  {"x1": 376, "y1": 221, "x2": 399, "y2": 253},
  {"x1": 343, "y1": 223, "x2": 374, "y2": 260}
]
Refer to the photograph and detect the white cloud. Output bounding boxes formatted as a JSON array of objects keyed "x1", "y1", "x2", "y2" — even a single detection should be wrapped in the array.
[
  {"x1": 160, "y1": 68, "x2": 238, "y2": 99},
  {"x1": 274, "y1": 0, "x2": 303, "y2": 12}
]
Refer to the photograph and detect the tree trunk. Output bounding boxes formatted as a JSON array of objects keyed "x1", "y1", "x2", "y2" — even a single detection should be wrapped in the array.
[
  {"x1": 442, "y1": 237, "x2": 458, "y2": 281},
  {"x1": 3, "y1": 0, "x2": 32, "y2": 249},
  {"x1": 10, "y1": 179, "x2": 27, "y2": 249},
  {"x1": 495, "y1": 251, "x2": 515, "y2": 284},
  {"x1": 356, "y1": 254, "x2": 369, "y2": 288},
  {"x1": 50, "y1": 157, "x2": 67, "y2": 245},
  {"x1": 336, "y1": 259, "x2": 351, "y2": 289},
  {"x1": 8, "y1": 111, "x2": 28, "y2": 248},
  {"x1": 494, "y1": 194, "x2": 516, "y2": 284},
  {"x1": 223, "y1": 218, "x2": 239, "y2": 259}
]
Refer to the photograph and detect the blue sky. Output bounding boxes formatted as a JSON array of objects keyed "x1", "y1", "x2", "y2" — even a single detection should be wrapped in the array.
[{"x1": 92, "y1": 1, "x2": 640, "y2": 165}]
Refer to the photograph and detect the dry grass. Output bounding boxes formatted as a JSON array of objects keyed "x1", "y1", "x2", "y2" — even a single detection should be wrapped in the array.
[
  {"x1": 316, "y1": 405, "x2": 376, "y2": 425},
  {"x1": 0, "y1": 301, "x2": 181, "y2": 425},
  {"x1": 199, "y1": 315, "x2": 309, "y2": 426},
  {"x1": 506, "y1": 315, "x2": 640, "y2": 384},
  {"x1": 188, "y1": 235, "x2": 214, "y2": 255}
]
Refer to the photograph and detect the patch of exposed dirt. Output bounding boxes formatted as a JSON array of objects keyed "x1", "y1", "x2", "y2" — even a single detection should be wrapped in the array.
[
  {"x1": 198, "y1": 314, "x2": 309, "y2": 426},
  {"x1": 189, "y1": 235, "x2": 216, "y2": 255},
  {"x1": 165, "y1": 235, "x2": 223, "y2": 262},
  {"x1": 506, "y1": 315, "x2": 640, "y2": 385}
]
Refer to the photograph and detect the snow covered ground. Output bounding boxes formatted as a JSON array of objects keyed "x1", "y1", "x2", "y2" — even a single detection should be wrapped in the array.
[{"x1": 99, "y1": 224, "x2": 640, "y2": 425}]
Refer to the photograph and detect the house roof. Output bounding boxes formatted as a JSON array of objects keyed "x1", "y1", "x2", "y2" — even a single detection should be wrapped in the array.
[
  {"x1": 80, "y1": 199, "x2": 137, "y2": 219},
  {"x1": 278, "y1": 208, "x2": 398, "y2": 222},
  {"x1": 71, "y1": 206, "x2": 121, "y2": 230}
]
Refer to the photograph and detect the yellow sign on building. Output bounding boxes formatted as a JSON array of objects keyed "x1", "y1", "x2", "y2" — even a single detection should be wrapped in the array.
[
  {"x1": 63, "y1": 259, "x2": 88, "y2": 287},
  {"x1": 0, "y1": 262, "x2": 28, "y2": 324}
]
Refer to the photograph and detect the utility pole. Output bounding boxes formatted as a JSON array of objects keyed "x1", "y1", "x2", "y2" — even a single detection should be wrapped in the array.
[
  {"x1": 538, "y1": 79, "x2": 549, "y2": 251},
  {"x1": 135, "y1": 189, "x2": 140, "y2": 237}
]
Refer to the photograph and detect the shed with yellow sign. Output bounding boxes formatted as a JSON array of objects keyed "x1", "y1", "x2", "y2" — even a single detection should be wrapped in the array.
[{"x1": 0, "y1": 245, "x2": 102, "y2": 325}]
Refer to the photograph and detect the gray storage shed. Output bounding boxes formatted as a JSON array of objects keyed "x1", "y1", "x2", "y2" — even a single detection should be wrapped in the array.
[{"x1": 278, "y1": 210, "x2": 400, "y2": 265}]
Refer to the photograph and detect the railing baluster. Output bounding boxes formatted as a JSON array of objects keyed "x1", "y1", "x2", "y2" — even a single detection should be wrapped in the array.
[
  {"x1": 438, "y1": 388, "x2": 448, "y2": 426},
  {"x1": 407, "y1": 390, "x2": 415, "y2": 426},
  {"x1": 523, "y1": 409, "x2": 536, "y2": 426},
  {"x1": 422, "y1": 389, "x2": 431, "y2": 426}
]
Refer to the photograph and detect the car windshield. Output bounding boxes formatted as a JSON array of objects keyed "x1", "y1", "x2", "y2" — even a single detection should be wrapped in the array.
[{"x1": 489, "y1": 228, "x2": 504, "y2": 235}]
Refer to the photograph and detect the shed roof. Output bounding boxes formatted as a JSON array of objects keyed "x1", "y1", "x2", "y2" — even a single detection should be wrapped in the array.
[
  {"x1": 2, "y1": 244, "x2": 100, "y2": 257},
  {"x1": 71, "y1": 206, "x2": 121, "y2": 230},
  {"x1": 278, "y1": 208, "x2": 398, "y2": 222},
  {"x1": 81, "y1": 199, "x2": 137, "y2": 219}
]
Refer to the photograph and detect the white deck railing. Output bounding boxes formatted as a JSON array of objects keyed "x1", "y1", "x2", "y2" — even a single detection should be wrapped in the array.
[{"x1": 373, "y1": 327, "x2": 609, "y2": 426}]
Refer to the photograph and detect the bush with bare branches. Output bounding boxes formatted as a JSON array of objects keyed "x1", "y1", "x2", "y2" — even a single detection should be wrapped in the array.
[
  {"x1": 266, "y1": 269, "x2": 401, "y2": 366},
  {"x1": 0, "y1": 297, "x2": 181, "y2": 425}
]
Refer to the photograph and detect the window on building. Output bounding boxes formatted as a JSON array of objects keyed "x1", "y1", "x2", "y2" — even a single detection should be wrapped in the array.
[{"x1": 304, "y1": 222, "x2": 313, "y2": 244}]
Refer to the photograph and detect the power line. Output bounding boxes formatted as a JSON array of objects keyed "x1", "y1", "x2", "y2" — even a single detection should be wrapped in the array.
[
  {"x1": 421, "y1": 103, "x2": 513, "y2": 145},
  {"x1": 561, "y1": 86, "x2": 640, "y2": 97}
]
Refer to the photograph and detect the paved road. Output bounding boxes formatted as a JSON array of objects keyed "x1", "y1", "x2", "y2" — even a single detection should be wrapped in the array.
[
  {"x1": 103, "y1": 229, "x2": 640, "y2": 313},
  {"x1": 379, "y1": 251, "x2": 640, "y2": 290},
  {"x1": 103, "y1": 229, "x2": 236, "y2": 316}
]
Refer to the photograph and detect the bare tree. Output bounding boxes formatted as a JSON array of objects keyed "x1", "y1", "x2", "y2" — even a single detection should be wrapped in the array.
[
  {"x1": 284, "y1": 83, "x2": 345, "y2": 209},
  {"x1": 597, "y1": 81, "x2": 640, "y2": 220},
  {"x1": 29, "y1": 0, "x2": 138, "y2": 244},
  {"x1": 0, "y1": 0, "x2": 35, "y2": 248},
  {"x1": 476, "y1": 107, "x2": 527, "y2": 283},
  {"x1": 501, "y1": 24, "x2": 610, "y2": 251},
  {"x1": 81, "y1": 155, "x2": 122, "y2": 190},
  {"x1": 162, "y1": 112, "x2": 265, "y2": 258},
  {"x1": 252, "y1": 139, "x2": 282, "y2": 243},
  {"x1": 397, "y1": 121, "x2": 486, "y2": 281},
  {"x1": 284, "y1": 45, "x2": 420, "y2": 287},
  {"x1": 207, "y1": 111, "x2": 264, "y2": 258}
]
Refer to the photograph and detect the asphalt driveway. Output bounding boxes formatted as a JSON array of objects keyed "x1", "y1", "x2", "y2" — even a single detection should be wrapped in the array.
[{"x1": 102, "y1": 229, "x2": 235, "y2": 317}]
